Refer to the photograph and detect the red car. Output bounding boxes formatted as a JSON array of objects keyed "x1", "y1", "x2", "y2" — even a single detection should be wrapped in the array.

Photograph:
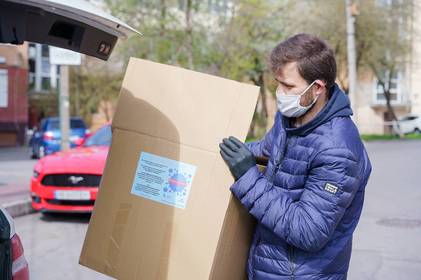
[{"x1": 30, "y1": 124, "x2": 111, "y2": 213}]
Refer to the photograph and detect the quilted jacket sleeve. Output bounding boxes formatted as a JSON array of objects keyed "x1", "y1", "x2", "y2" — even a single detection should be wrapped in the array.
[
  {"x1": 245, "y1": 111, "x2": 279, "y2": 158},
  {"x1": 230, "y1": 147, "x2": 360, "y2": 253}
]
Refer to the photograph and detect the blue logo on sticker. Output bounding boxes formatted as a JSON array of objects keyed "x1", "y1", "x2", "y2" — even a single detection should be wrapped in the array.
[
  {"x1": 164, "y1": 173, "x2": 189, "y2": 195},
  {"x1": 131, "y1": 152, "x2": 196, "y2": 209}
]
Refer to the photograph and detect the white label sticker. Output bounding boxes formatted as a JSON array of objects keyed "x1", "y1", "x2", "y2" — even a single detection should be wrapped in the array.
[
  {"x1": 324, "y1": 183, "x2": 338, "y2": 194},
  {"x1": 130, "y1": 152, "x2": 197, "y2": 209}
]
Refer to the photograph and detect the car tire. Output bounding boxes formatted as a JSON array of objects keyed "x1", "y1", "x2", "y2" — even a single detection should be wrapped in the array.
[
  {"x1": 30, "y1": 152, "x2": 38, "y2": 159},
  {"x1": 31, "y1": 145, "x2": 39, "y2": 159},
  {"x1": 414, "y1": 128, "x2": 421, "y2": 134}
]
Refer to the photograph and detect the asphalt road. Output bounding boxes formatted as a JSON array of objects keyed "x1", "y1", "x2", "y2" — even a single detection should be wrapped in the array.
[
  {"x1": 0, "y1": 147, "x2": 35, "y2": 206},
  {"x1": 348, "y1": 140, "x2": 421, "y2": 280},
  {"x1": 11, "y1": 140, "x2": 421, "y2": 279},
  {"x1": 15, "y1": 213, "x2": 112, "y2": 280}
]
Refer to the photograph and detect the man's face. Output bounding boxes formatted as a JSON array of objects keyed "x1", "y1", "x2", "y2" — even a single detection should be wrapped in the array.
[{"x1": 275, "y1": 62, "x2": 323, "y2": 107}]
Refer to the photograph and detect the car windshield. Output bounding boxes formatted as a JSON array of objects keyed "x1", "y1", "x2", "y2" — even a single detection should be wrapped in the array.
[
  {"x1": 84, "y1": 125, "x2": 112, "y2": 147},
  {"x1": 47, "y1": 119, "x2": 86, "y2": 130},
  {"x1": 71, "y1": 119, "x2": 86, "y2": 129}
]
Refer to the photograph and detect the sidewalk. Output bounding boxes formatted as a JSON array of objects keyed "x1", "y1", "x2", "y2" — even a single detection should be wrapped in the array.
[{"x1": 0, "y1": 147, "x2": 36, "y2": 217}]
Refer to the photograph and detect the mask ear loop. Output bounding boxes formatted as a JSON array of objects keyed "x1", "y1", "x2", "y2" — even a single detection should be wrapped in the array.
[
  {"x1": 299, "y1": 80, "x2": 318, "y2": 97},
  {"x1": 298, "y1": 80, "x2": 319, "y2": 109}
]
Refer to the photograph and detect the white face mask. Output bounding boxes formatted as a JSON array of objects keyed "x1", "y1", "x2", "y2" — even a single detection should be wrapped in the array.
[{"x1": 276, "y1": 80, "x2": 318, "y2": 118}]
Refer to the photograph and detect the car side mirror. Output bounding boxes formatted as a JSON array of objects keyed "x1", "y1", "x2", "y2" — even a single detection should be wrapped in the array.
[{"x1": 74, "y1": 137, "x2": 86, "y2": 147}]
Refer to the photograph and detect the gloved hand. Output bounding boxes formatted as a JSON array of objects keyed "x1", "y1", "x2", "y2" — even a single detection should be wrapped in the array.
[{"x1": 219, "y1": 136, "x2": 256, "y2": 180}]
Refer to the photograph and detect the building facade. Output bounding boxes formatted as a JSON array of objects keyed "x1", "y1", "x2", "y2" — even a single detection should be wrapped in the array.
[{"x1": 0, "y1": 44, "x2": 29, "y2": 146}]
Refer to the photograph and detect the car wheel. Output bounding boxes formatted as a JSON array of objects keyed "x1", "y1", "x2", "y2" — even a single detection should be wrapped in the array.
[
  {"x1": 414, "y1": 128, "x2": 421, "y2": 134},
  {"x1": 30, "y1": 146, "x2": 38, "y2": 159}
]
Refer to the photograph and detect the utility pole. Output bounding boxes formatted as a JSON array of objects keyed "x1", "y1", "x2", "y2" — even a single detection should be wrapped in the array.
[
  {"x1": 50, "y1": 46, "x2": 81, "y2": 152},
  {"x1": 59, "y1": 65, "x2": 70, "y2": 151},
  {"x1": 345, "y1": 0, "x2": 358, "y2": 122}
]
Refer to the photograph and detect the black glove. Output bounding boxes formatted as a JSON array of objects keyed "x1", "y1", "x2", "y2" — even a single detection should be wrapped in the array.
[{"x1": 219, "y1": 136, "x2": 256, "y2": 180}]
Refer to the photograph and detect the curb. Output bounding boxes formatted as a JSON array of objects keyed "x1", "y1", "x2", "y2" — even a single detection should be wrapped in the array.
[{"x1": 2, "y1": 198, "x2": 35, "y2": 218}]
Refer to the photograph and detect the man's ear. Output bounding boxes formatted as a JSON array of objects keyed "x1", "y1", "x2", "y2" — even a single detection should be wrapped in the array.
[{"x1": 314, "y1": 80, "x2": 327, "y2": 96}]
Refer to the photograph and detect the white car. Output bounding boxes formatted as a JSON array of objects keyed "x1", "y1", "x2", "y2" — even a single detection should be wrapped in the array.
[{"x1": 393, "y1": 113, "x2": 421, "y2": 135}]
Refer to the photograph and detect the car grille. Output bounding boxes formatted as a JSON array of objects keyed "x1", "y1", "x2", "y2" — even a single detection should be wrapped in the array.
[
  {"x1": 45, "y1": 199, "x2": 95, "y2": 206},
  {"x1": 41, "y1": 174, "x2": 101, "y2": 187}
]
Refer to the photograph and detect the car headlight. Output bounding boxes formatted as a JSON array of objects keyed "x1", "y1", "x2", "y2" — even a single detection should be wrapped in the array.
[{"x1": 33, "y1": 170, "x2": 40, "y2": 179}]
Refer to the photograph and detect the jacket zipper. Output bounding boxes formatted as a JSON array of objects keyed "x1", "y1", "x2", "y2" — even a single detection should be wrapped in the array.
[
  {"x1": 289, "y1": 244, "x2": 296, "y2": 279},
  {"x1": 277, "y1": 135, "x2": 296, "y2": 279},
  {"x1": 251, "y1": 235, "x2": 261, "y2": 280},
  {"x1": 273, "y1": 135, "x2": 296, "y2": 279}
]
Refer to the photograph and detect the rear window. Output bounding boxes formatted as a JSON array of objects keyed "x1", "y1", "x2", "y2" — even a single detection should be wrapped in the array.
[
  {"x1": 47, "y1": 120, "x2": 59, "y2": 130},
  {"x1": 71, "y1": 119, "x2": 86, "y2": 129},
  {"x1": 84, "y1": 125, "x2": 111, "y2": 147},
  {"x1": 401, "y1": 115, "x2": 419, "y2": 121},
  {"x1": 46, "y1": 119, "x2": 86, "y2": 130}
]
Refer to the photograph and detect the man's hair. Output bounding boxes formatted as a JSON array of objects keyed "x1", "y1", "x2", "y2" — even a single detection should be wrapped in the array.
[{"x1": 269, "y1": 33, "x2": 337, "y2": 89}]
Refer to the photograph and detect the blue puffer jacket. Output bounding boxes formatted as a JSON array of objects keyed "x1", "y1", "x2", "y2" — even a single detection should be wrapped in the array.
[{"x1": 230, "y1": 84, "x2": 372, "y2": 280}]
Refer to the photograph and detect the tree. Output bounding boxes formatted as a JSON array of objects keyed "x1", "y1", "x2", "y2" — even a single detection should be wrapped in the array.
[
  {"x1": 212, "y1": 0, "x2": 288, "y2": 137},
  {"x1": 356, "y1": 0, "x2": 414, "y2": 124},
  {"x1": 104, "y1": 0, "x2": 212, "y2": 70},
  {"x1": 285, "y1": 0, "x2": 415, "y2": 128},
  {"x1": 69, "y1": 58, "x2": 123, "y2": 125},
  {"x1": 105, "y1": 0, "x2": 289, "y2": 139}
]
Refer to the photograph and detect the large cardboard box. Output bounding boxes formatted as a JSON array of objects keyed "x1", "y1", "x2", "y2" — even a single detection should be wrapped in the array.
[{"x1": 80, "y1": 58, "x2": 259, "y2": 280}]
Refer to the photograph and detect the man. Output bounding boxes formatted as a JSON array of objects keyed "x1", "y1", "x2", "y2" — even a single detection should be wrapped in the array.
[{"x1": 219, "y1": 33, "x2": 372, "y2": 280}]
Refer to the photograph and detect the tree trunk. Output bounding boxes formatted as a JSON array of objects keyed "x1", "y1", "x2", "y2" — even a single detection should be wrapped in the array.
[
  {"x1": 383, "y1": 89, "x2": 402, "y2": 137},
  {"x1": 265, "y1": 89, "x2": 277, "y2": 131},
  {"x1": 185, "y1": 0, "x2": 194, "y2": 69},
  {"x1": 159, "y1": 0, "x2": 167, "y2": 36}
]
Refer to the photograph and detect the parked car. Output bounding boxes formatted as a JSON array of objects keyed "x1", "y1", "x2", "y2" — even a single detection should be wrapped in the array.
[
  {"x1": 30, "y1": 117, "x2": 89, "y2": 159},
  {"x1": 392, "y1": 113, "x2": 421, "y2": 135},
  {"x1": 31, "y1": 124, "x2": 111, "y2": 213},
  {"x1": 0, "y1": 207, "x2": 29, "y2": 280}
]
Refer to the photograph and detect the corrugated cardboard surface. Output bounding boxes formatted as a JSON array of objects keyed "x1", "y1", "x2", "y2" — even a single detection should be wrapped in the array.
[{"x1": 80, "y1": 58, "x2": 259, "y2": 280}]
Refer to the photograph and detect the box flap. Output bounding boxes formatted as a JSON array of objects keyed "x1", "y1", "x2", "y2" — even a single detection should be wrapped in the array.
[{"x1": 112, "y1": 58, "x2": 259, "y2": 153}]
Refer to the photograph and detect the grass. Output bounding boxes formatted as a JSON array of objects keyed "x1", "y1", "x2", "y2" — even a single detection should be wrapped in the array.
[
  {"x1": 361, "y1": 133, "x2": 421, "y2": 141},
  {"x1": 247, "y1": 134, "x2": 421, "y2": 143}
]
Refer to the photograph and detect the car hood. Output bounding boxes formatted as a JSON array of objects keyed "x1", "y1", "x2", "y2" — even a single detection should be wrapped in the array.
[{"x1": 37, "y1": 146, "x2": 109, "y2": 174}]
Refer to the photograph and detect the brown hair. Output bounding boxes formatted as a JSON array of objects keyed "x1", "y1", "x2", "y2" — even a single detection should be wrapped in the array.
[{"x1": 269, "y1": 33, "x2": 337, "y2": 89}]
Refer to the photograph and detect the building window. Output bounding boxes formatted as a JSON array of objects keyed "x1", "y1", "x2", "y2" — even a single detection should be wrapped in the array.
[
  {"x1": 42, "y1": 44, "x2": 50, "y2": 58},
  {"x1": 29, "y1": 43, "x2": 37, "y2": 59},
  {"x1": 41, "y1": 58, "x2": 51, "y2": 77},
  {"x1": 41, "y1": 77, "x2": 51, "y2": 91},
  {"x1": 29, "y1": 73, "x2": 35, "y2": 91},
  {"x1": 0, "y1": 69, "x2": 8, "y2": 108},
  {"x1": 373, "y1": 71, "x2": 402, "y2": 104},
  {"x1": 29, "y1": 43, "x2": 60, "y2": 93},
  {"x1": 29, "y1": 59, "x2": 35, "y2": 90}
]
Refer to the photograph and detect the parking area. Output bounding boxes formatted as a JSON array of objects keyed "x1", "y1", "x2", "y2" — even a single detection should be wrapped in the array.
[{"x1": 3, "y1": 140, "x2": 421, "y2": 279}]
